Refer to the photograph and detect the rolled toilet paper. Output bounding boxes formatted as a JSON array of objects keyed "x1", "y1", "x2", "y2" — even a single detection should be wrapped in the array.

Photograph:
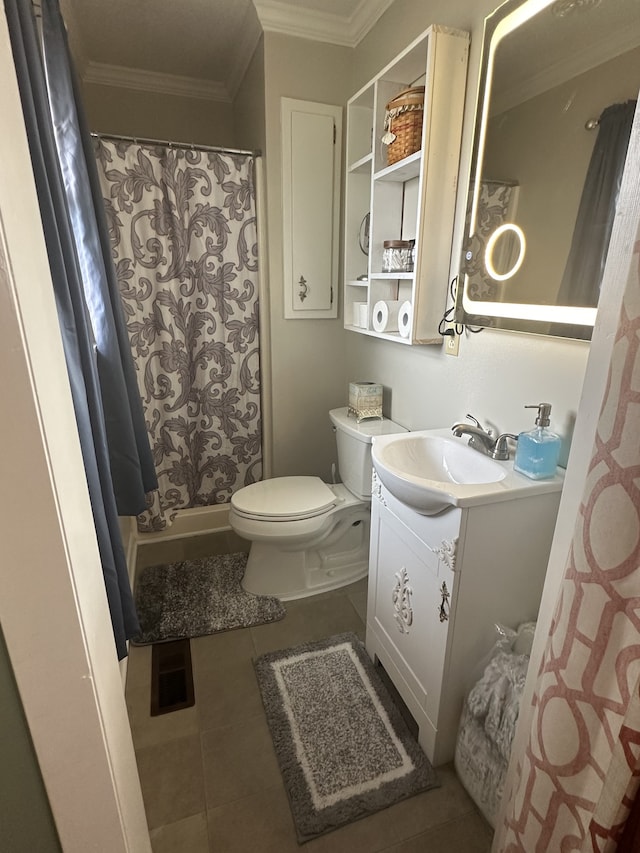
[
  {"x1": 352, "y1": 301, "x2": 366, "y2": 327},
  {"x1": 398, "y1": 301, "x2": 413, "y2": 338},
  {"x1": 372, "y1": 300, "x2": 402, "y2": 333},
  {"x1": 359, "y1": 303, "x2": 369, "y2": 329}
]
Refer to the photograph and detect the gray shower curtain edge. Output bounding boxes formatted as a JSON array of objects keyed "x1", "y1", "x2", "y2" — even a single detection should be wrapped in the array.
[{"x1": 5, "y1": 0, "x2": 152, "y2": 657}]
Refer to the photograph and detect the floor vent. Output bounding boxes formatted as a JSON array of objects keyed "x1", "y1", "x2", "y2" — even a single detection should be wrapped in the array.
[{"x1": 150, "y1": 639, "x2": 195, "y2": 716}]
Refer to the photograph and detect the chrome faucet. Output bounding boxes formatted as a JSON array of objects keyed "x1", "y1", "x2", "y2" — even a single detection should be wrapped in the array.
[{"x1": 451, "y1": 414, "x2": 518, "y2": 461}]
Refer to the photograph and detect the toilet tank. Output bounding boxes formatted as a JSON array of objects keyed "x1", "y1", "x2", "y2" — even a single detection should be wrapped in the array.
[{"x1": 329, "y1": 407, "x2": 407, "y2": 500}]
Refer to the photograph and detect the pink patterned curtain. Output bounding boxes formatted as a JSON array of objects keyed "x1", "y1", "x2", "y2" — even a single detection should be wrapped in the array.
[
  {"x1": 94, "y1": 140, "x2": 262, "y2": 532},
  {"x1": 495, "y1": 234, "x2": 640, "y2": 850}
]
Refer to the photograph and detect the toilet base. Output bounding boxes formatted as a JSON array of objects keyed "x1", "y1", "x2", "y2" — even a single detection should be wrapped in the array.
[{"x1": 241, "y1": 511, "x2": 370, "y2": 601}]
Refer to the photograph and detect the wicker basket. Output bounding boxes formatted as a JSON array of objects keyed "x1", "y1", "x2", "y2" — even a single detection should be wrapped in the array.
[{"x1": 383, "y1": 86, "x2": 425, "y2": 165}]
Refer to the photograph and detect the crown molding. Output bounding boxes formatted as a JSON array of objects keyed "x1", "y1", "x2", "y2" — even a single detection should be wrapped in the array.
[
  {"x1": 79, "y1": 2, "x2": 261, "y2": 104},
  {"x1": 71, "y1": 0, "x2": 392, "y2": 104},
  {"x1": 83, "y1": 61, "x2": 230, "y2": 102},
  {"x1": 349, "y1": 0, "x2": 395, "y2": 45},
  {"x1": 253, "y1": 0, "x2": 393, "y2": 48},
  {"x1": 492, "y1": 27, "x2": 640, "y2": 115},
  {"x1": 226, "y1": 3, "x2": 263, "y2": 99}
]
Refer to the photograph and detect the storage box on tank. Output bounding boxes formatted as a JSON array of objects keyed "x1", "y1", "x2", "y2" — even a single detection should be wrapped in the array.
[{"x1": 348, "y1": 382, "x2": 383, "y2": 421}]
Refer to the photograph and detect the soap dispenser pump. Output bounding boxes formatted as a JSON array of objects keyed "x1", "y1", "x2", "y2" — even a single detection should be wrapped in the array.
[{"x1": 514, "y1": 403, "x2": 561, "y2": 480}]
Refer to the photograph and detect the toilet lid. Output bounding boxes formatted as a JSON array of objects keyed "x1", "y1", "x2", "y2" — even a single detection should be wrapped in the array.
[{"x1": 231, "y1": 476, "x2": 336, "y2": 520}]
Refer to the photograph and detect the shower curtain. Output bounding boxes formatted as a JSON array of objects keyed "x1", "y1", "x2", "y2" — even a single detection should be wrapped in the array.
[
  {"x1": 6, "y1": 0, "x2": 159, "y2": 657},
  {"x1": 95, "y1": 141, "x2": 262, "y2": 531},
  {"x1": 495, "y1": 211, "x2": 640, "y2": 853},
  {"x1": 494, "y1": 109, "x2": 640, "y2": 851},
  {"x1": 465, "y1": 179, "x2": 519, "y2": 300},
  {"x1": 557, "y1": 100, "x2": 636, "y2": 309}
]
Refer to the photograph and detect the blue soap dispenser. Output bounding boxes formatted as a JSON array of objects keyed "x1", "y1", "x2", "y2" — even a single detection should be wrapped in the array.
[{"x1": 514, "y1": 403, "x2": 561, "y2": 480}]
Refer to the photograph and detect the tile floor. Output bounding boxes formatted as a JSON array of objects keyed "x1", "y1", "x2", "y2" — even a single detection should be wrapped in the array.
[{"x1": 127, "y1": 536, "x2": 494, "y2": 853}]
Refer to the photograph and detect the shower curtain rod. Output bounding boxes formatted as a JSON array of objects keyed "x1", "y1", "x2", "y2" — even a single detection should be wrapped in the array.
[{"x1": 91, "y1": 131, "x2": 261, "y2": 157}]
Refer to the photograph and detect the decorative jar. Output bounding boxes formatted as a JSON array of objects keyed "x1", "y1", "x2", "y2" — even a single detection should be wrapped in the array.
[{"x1": 382, "y1": 240, "x2": 413, "y2": 273}]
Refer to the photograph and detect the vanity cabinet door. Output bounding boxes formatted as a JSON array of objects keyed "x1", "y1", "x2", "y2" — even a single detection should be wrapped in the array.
[{"x1": 369, "y1": 502, "x2": 455, "y2": 725}]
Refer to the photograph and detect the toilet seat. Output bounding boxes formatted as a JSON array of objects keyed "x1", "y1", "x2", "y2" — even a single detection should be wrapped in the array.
[{"x1": 230, "y1": 476, "x2": 337, "y2": 522}]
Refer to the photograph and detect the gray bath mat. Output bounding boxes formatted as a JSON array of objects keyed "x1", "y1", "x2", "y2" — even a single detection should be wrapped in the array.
[
  {"x1": 254, "y1": 632, "x2": 438, "y2": 842},
  {"x1": 133, "y1": 552, "x2": 286, "y2": 644}
]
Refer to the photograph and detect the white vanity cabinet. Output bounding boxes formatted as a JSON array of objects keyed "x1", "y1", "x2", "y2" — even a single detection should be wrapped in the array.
[
  {"x1": 343, "y1": 25, "x2": 469, "y2": 344},
  {"x1": 366, "y1": 471, "x2": 562, "y2": 765}
]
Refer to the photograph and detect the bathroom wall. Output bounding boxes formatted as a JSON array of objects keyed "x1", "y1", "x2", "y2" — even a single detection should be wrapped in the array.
[
  {"x1": 234, "y1": 35, "x2": 266, "y2": 154},
  {"x1": 261, "y1": 33, "x2": 353, "y2": 479},
  {"x1": 342, "y1": 0, "x2": 590, "y2": 449},
  {"x1": 61, "y1": 0, "x2": 237, "y2": 148},
  {"x1": 80, "y1": 81, "x2": 237, "y2": 147}
]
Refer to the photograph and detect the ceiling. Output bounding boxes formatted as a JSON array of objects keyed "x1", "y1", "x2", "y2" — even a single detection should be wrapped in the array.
[
  {"x1": 61, "y1": 0, "x2": 640, "y2": 109},
  {"x1": 62, "y1": 0, "x2": 394, "y2": 102}
]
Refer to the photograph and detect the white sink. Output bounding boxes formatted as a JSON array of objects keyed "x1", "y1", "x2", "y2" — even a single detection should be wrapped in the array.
[{"x1": 371, "y1": 428, "x2": 563, "y2": 515}]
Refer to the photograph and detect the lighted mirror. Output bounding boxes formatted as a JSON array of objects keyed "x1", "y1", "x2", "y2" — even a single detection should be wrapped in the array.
[{"x1": 456, "y1": 0, "x2": 639, "y2": 339}]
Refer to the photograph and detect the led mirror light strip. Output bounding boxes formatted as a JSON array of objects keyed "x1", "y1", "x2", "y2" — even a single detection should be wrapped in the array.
[{"x1": 461, "y1": 290, "x2": 597, "y2": 325}]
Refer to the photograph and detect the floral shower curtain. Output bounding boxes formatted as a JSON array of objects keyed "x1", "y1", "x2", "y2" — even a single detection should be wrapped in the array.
[
  {"x1": 465, "y1": 179, "x2": 519, "y2": 300},
  {"x1": 94, "y1": 141, "x2": 262, "y2": 531}
]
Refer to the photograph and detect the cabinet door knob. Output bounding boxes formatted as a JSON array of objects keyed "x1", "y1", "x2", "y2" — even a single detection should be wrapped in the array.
[
  {"x1": 438, "y1": 582, "x2": 450, "y2": 622},
  {"x1": 298, "y1": 275, "x2": 309, "y2": 302}
]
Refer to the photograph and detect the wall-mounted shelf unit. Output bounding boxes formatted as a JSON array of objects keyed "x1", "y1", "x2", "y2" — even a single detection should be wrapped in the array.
[{"x1": 344, "y1": 25, "x2": 469, "y2": 344}]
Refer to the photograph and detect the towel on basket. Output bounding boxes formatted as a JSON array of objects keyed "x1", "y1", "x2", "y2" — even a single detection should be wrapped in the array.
[{"x1": 454, "y1": 622, "x2": 534, "y2": 827}]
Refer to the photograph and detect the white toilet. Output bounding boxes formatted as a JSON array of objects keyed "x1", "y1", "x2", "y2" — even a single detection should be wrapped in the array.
[{"x1": 229, "y1": 407, "x2": 407, "y2": 600}]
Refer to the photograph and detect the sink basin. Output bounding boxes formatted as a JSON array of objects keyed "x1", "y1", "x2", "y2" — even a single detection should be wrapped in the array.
[
  {"x1": 371, "y1": 428, "x2": 562, "y2": 515},
  {"x1": 378, "y1": 434, "x2": 505, "y2": 485}
]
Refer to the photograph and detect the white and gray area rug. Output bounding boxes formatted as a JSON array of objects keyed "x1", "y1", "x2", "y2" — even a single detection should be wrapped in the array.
[
  {"x1": 254, "y1": 632, "x2": 439, "y2": 842},
  {"x1": 133, "y1": 552, "x2": 286, "y2": 644}
]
